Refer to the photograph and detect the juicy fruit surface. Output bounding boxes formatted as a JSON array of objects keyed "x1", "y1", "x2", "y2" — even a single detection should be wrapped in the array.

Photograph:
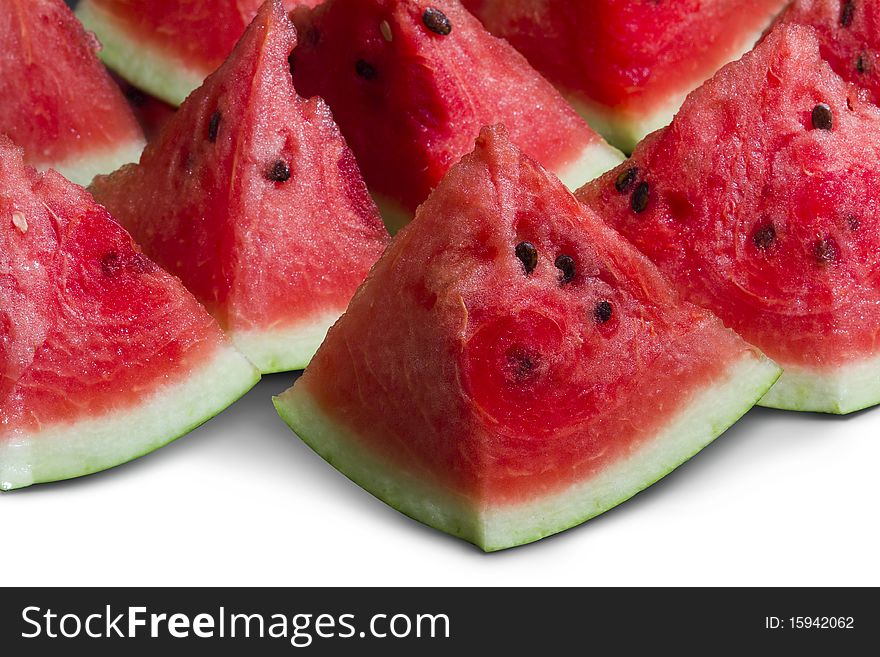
[
  {"x1": 290, "y1": 125, "x2": 767, "y2": 507},
  {"x1": 780, "y1": 0, "x2": 880, "y2": 105},
  {"x1": 0, "y1": 139, "x2": 237, "y2": 435},
  {"x1": 463, "y1": 0, "x2": 785, "y2": 115},
  {"x1": 578, "y1": 26, "x2": 880, "y2": 375},
  {"x1": 90, "y1": 1, "x2": 388, "y2": 356},
  {"x1": 78, "y1": 0, "x2": 317, "y2": 79},
  {"x1": 0, "y1": 0, "x2": 143, "y2": 173},
  {"x1": 290, "y1": 0, "x2": 610, "y2": 213}
]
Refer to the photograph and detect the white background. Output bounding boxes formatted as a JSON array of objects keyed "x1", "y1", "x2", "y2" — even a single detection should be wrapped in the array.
[{"x1": 5, "y1": 372, "x2": 879, "y2": 587}]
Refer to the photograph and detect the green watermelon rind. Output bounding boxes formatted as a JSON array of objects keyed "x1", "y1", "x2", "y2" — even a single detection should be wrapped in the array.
[
  {"x1": 231, "y1": 311, "x2": 344, "y2": 374},
  {"x1": 759, "y1": 359, "x2": 880, "y2": 415},
  {"x1": 274, "y1": 353, "x2": 781, "y2": 552},
  {"x1": 552, "y1": 139, "x2": 626, "y2": 192},
  {"x1": 0, "y1": 345, "x2": 260, "y2": 491},
  {"x1": 76, "y1": 1, "x2": 205, "y2": 107},
  {"x1": 44, "y1": 138, "x2": 146, "y2": 187}
]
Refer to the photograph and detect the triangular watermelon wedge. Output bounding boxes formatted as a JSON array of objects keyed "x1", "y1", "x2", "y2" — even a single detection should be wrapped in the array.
[
  {"x1": 75, "y1": 0, "x2": 321, "y2": 106},
  {"x1": 0, "y1": 0, "x2": 145, "y2": 185},
  {"x1": 578, "y1": 25, "x2": 880, "y2": 414},
  {"x1": 0, "y1": 139, "x2": 260, "y2": 491},
  {"x1": 289, "y1": 0, "x2": 624, "y2": 229},
  {"x1": 463, "y1": 0, "x2": 787, "y2": 152},
  {"x1": 90, "y1": 0, "x2": 390, "y2": 374},
  {"x1": 274, "y1": 126, "x2": 780, "y2": 551}
]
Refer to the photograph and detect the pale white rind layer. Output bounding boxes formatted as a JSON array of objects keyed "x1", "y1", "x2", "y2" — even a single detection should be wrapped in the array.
[
  {"x1": 374, "y1": 139, "x2": 625, "y2": 234},
  {"x1": 760, "y1": 355, "x2": 880, "y2": 415},
  {"x1": 231, "y1": 311, "x2": 343, "y2": 374},
  {"x1": 76, "y1": 0, "x2": 207, "y2": 106},
  {"x1": 39, "y1": 137, "x2": 145, "y2": 187},
  {"x1": 555, "y1": 140, "x2": 626, "y2": 191},
  {"x1": 0, "y1": 344, "x2": 260, "y2": 490},
  {"x1": 275, "y1": 352, "x2": 780, "y2": 551},
  {"x1": 569, "y1": 24, "x2": 770, "y2": 152}
]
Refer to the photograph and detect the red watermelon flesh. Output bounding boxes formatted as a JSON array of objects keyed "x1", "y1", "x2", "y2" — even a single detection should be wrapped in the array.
[
  {"x1": 0, "y1": 0, "x2": 144, "y2": 185},
  {"x1": 0, "y1": 138, "x2": 259, "y2": 490},
  {"x1": 289, "y1": 0, "x2": 624, "y2": 227},
  {"x1": 578, "y1": 25, "x2": 880, "y2": 414},
  {"x1": 462, "y1": 0, "x2": 787, "y2": 151},
  {"x1": 778, "y1": 0, "x2": 880, "y2": 105},
  {"x1": 274, "y1": 126, "x2": 780, "y2": 551},
  {"x1": 90, "y1": 0, "x2": 389, "y2": 374},
  {"x1": 76, "y1": 0, "x2": 322, "y2": 106}
]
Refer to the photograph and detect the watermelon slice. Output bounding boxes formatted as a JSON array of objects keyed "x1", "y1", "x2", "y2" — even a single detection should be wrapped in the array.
[
  {"x1": 779, "y1": 0, "x2": 880, "y2": 105},
  {"x1": 90, "y1": 0, "x2": 389, "y2": 374},
  {"x1": 462, "y1": 0, "x2": 787, "y2": 151},
  {"x1": 0, "y1": 138, "x2": 260, "y2": 491},
  {"x1": 274, "y1": 126, "x2": 780, "y2": 551},
  {"x1": 75, "y1": 0, "x2": 320, "y2": 106},
  {"x1": 289, "y1": 0, "x2": 624, "y2": 229},
  {"x1": 578, "y1": 25, "x2": 880, "y2": 415},
  {"x1": 0, "y1": 0, "x2": 145, "y2": 185}
]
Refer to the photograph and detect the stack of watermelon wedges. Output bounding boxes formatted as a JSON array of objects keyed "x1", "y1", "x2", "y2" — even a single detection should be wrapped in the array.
[{"x1": 3, "y1": 0, "x2": 880, "y2": 551}]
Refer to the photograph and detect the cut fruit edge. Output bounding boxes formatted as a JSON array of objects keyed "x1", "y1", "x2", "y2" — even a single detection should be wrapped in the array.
[
  {"x1": 230, "y1": 310, "x2": 344, "y2": 374},
  {"x1": 555, "y1": 139, "x2": 626, "y2": 191},
  {"x1": 0, "y1": 344, "x2": 260, "y2": 491},
  {"x1": 759, "y1": 356, "x2": 880, "y2": 414},
  {"x1": 373, "y1": 139, "x2": 625, "y2": 234},
  {"x1": 274, "y1": 352, "x2": 781, "y2": 551},
  {"x1": 569, "y1": 25, "x2": 770, "y2": 153},
  {"x1": 39, "y1": 137, "x2": 145, "y2": 187},
  {"x1": 76, "y1": 0, "x2": 208, "y2": 106}
]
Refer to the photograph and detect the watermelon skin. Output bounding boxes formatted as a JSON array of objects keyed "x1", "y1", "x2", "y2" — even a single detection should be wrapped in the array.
[
  {"x1": 0, "y1": 139, "x2": 259, "y2": 490},
  {"x1": 75, "y1": 0, "x2": 320, "y2": 106},
  {"x1": 274, "y1": 126, "x2": 780, "y2": 551},
  {"x1": 0, "y1": 0, "x2": 144, "y2": 185},
  {"x1": 463, "y1": 0, "x2": 787, "y2": 152},
  {"x1": 577, "y1": 25, "x2": 880, "y2": 415},
  {"x1": 779, "y1": 0, "x2": 880, "y2": 105},
  {"x1": 289, "y1": 0, "x2": 624, "y2": 226},
  {"x1": 90, "y1": 0, "x2": 389, "y2": 374}
]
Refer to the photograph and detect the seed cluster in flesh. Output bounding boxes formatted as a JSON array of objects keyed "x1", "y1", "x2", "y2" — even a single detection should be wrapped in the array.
[{"x1": 511, "y1": 238, "x2": 615, "y2": 326}]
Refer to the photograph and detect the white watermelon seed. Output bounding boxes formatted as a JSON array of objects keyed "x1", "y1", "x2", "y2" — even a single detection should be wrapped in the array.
[
  {"x1": 380, "y1": 20, "x2": 393, "y2": 42},
  {"x1": 11, "y1": 211, "x2": 28, "y2": 234}
]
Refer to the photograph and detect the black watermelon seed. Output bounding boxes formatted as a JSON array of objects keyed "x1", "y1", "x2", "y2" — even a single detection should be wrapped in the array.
[
  {"x1": 631, "y1": 182, "x2": 650, "y2": 213},
  {"x1": 266, "y1": 160, "x2": 291, "y2": 183},
  {"x1": 594, "y1": 300, "x2": 613, "y2": 324},
  {"x1": 857, "y1": 52, "x2": 869, "y2": 73},
  {"x1": 515, "y1": 241, "x2": 538, "y2": 274},
  {"x1": 355, "y1": 59, "x2": 377, "y2": 80},
  {"x1": 423, "y1": 8, "x2": 453, "y2": 35},
  {"x1": 753, "y1": 223, "x2": 777, "y2": 250},
  {"x1": 100, "y1": 251, "x2": 122, "y2": 277},
  {"x1": 614, "y1": 167, "x2": 639, "y2": 194},
  {"x1": 208, "y1": 110, "x2": 222, "y2": 142},
  {"x1": 555, "y1": 254, "x2": 576, "y2": 284},
  {"x1": 841, "y1": 0, "x2": 855, "y2": 27},
  {"x1": 848, "y1": 215, "x2": 861, "y2": 231},
  {"x1": 814, "y1": 238, "x2": 840, "y2": 264},
  {"x1": 811, "y1": 103, "x2": 834, "y2": 130}
]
